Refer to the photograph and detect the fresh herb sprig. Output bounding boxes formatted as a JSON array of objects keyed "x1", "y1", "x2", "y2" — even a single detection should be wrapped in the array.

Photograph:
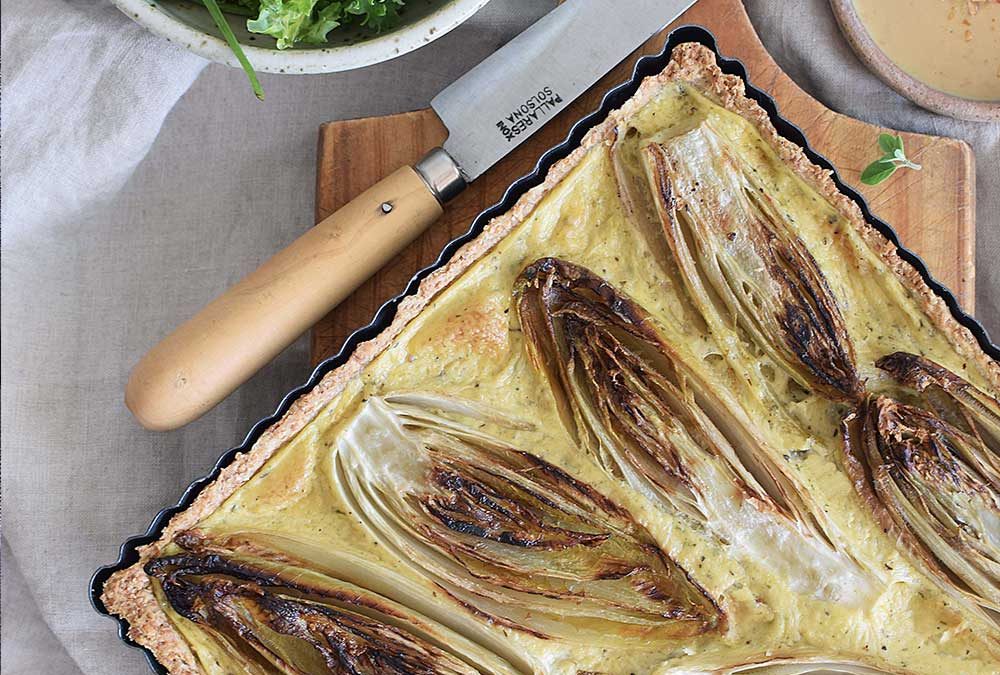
[{"x1": 861, "y1": 133, "x2": 921, "y2": 185}]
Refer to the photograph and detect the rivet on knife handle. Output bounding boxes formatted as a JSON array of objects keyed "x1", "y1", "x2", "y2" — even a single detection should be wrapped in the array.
[{"x1": 126, "y1": 149, "x2": 462, "y2": 431}]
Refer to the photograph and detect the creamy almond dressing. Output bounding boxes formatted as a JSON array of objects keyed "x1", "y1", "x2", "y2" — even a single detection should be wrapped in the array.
[{"x1": 854, "y1": 0, "x2": 1000, "y2": 101}]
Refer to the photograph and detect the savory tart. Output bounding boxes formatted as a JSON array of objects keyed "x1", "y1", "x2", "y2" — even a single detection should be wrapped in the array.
[{"x1": 102, "y1": 43, "x2": 1000, "y2": 675}]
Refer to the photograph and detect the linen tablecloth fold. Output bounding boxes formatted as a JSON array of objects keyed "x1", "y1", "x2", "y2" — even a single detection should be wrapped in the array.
[{"x1": 1, "y1": 0, "x2": 206, "y2": 232}]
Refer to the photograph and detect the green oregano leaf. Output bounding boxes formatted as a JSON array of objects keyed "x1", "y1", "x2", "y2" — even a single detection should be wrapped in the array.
[
  {"x1": 861, "y1": 159, "x2": 898, "y2": 186},
  {"x1": 878, "y1": 133, "x2": 904, "y2": 155},
  {"x1": 862, "y1": 133, "x2": 920, "y2": 185}
]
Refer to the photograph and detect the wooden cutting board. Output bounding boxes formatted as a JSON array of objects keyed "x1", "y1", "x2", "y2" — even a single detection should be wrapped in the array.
[{"x1": 312, "y1": 0, "x2": 975, "y2": 365}]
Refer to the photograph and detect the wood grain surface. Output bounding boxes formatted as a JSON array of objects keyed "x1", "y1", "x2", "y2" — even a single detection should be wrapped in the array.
[{"x1": 312, "y1": 0, "x2": 975, "y2": 365}]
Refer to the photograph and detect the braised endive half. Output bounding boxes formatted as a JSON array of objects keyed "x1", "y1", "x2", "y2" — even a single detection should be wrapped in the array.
[
  {"x1": 332, "y1": 393, "x2": 723, "y2": 642},
  {"x1": 877, "y1": 352, "x2": 1000, "y2": 455},
  {"x1": 515, "y1": 257, "x2": 872, "y2": 604},
  {"x1": 144, "y1": 531, "x2": 521, "y2": 675},
  {"x1": 641, "y1": 121, "x2": 862, "y2": 403},
  {"x1": 845, "y1": 354, "x2": 1000, "y2": 617}
]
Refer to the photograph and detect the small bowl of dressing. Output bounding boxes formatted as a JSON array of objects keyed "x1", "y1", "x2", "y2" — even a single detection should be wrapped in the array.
[{"x1": 831, "y1": 0, "x2": 1000, "y2": 121}]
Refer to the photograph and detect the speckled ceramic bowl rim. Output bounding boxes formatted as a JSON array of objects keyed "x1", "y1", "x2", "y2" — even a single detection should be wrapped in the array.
[
  {"x1": 113, "y1": 0, "x2": 492, "y2": 74},
  {"x1": 830, "y1": 0, "x2": 1000, "y2": 122}
]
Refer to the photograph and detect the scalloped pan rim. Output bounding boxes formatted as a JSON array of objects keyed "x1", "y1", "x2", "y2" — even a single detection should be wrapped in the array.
[{"x1": 89, "y1": 25, "x2": 998, "y2": 674}]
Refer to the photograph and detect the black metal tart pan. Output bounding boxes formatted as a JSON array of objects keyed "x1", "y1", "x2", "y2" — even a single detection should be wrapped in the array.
[{"x1": 90, "y1": 24, "x2": 999, "y2": 674}]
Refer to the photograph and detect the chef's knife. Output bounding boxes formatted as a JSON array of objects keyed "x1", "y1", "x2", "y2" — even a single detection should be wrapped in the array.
[{"x1": 127, "y1": 0, "x2": 697, "y2": 431}]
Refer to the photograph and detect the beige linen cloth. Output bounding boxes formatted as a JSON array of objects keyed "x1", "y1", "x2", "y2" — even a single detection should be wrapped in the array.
[{"x1": 1, "y1": 0, "x2": 997, "y2": 673}]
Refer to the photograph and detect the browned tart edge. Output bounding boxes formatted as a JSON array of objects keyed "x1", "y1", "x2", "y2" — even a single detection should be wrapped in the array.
[{"x1": 101, "y1": 42, "x2": 999, "y2": 675}]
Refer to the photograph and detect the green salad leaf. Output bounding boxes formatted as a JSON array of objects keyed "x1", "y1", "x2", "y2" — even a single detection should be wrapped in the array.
[
  {"x1": 248, "y1": 0, "x2": 322, "y2": 49},
  {"x1": 346, "y1": 0, "x2": 404, "y2": 32},
  {"x1": 300, "y1": 2, "x2": 346, "y2": 44}
]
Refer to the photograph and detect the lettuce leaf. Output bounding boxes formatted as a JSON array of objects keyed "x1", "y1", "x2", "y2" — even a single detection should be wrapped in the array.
[
  {"x1": 247, "y1": 0, "x2": 323, "y2": 49},
  {"x1": 240, "y1": 0, "x2": 402, "y2": 49},
  {"x1": 345, "y1": 0, "x2": 404, "y2": 32}
]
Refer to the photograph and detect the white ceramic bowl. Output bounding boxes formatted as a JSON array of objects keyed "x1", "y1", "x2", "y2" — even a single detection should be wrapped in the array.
[{"x1": 114, "y1": 0, "x2": 491, "y2": 74}]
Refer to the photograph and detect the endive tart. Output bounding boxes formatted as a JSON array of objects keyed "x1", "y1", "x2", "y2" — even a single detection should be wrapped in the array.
[{"x1": 102, "y1": 43, "x2": 1000, "y2": 675}]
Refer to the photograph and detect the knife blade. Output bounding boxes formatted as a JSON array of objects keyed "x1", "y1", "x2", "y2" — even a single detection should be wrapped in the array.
[
  {"x1": 433, "y1": 0, "x2": 696, "y2": 183},
  {"x1": 126, "y1": 0, "x2": 698, "y2": 431}
]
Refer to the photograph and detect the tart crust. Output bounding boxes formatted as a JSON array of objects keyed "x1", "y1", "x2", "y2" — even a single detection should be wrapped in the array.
[{"x1": 101, "y1": 42, "x2": 998, "y2": 674}]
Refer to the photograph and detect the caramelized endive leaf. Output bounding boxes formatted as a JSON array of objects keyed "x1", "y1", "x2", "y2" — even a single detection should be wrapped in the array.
[
  {"x1": 145, "y1": 532, "x2": 518, "y2": 675},
  {"x1": 878, "y1": 352, "x2": 1000, "y2": 463},
  {"x1": 843, "y1": 395, "x2": 1000, "y2": 614},
  {"x1": 333, "y1": 393, "x2": 723, "y2": 642},
  {"x1": 515, "y1": 257, "x2": 872, "y2": 604},
  {"x1": 642, "y1": 121, "x2": 861, "y2": 402}
]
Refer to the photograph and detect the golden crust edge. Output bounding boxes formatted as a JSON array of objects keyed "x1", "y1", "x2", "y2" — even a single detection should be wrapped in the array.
[{"x1": 100, "y1": 41, "x2": 998, "y2": 673}]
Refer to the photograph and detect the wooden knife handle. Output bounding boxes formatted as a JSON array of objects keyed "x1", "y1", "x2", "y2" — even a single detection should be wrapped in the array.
[{"x1": 126, "y1": 165, "x2": 443, "y2": 431}]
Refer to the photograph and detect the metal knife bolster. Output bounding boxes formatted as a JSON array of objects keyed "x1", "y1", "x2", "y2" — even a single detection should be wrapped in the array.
[{"x1": 414, "y1": 148, "x2": 467, "y2": 203}]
